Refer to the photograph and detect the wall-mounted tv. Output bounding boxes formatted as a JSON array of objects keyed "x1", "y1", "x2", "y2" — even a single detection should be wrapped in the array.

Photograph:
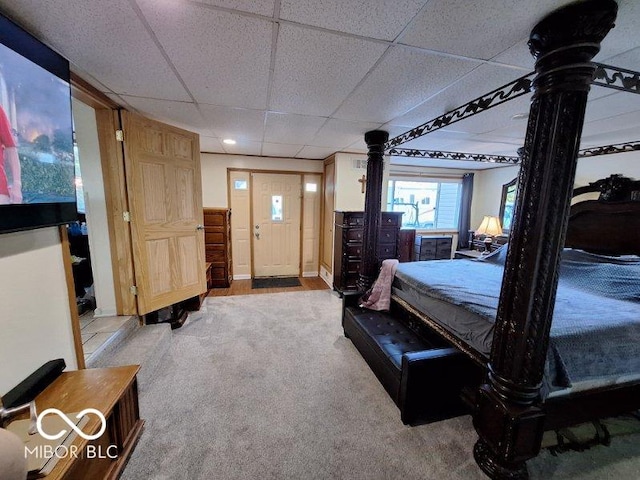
[{"x1": 0, "y1": 12, "x2": 76, "y2": 234}]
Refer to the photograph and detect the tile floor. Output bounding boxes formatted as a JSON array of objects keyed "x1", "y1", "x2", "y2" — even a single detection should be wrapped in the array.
[{"x1": 80, "y1": 311, "x2": 132, "y2": 363}]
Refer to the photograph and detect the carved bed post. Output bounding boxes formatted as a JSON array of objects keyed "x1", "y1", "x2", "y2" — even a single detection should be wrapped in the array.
[
  {"x1": 357, "y1": 130, "x2": 388, "y2": 292},
  {"x1": 473, "y1": 1, "x2": 618, "y2": 479}
]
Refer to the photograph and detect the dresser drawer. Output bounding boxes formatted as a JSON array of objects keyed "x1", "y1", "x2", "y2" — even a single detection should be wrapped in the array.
[
  {"x1": 345, "y1": 244, "x2": 363, "y2": 257},
  {"x1": 378, "y1": 244, "x2": 397, "y2": 259},
  {"x1": 205, "y1": 231, "x2": 225, "y2": 244},
  {"x1": 416, "y1": 238, "x2": 437, "y2": 249},
  {"x1": 437, "y1": 238, "x2": 452, "y2": 248},
  {"x1": 345, "y1": 259, "x2": 361, "y2": 274},
  {"x1": 344, "y1": 273, "x2": 360, "y2": 290},
  {"x1": 381, "y1": 214, "x2": 400, "y2": 226},
  {"x1": 379, "y1": 227, "x2": 397, "y2": 244},
  {"x1": 345, "y1": 228, "x2": 364, "y2": 243}
]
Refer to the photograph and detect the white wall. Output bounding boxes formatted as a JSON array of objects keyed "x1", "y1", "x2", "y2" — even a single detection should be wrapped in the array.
[
  {"x1": 0, "y1": 228, "x2": 77, "y2": 395},
  {"x1": 73, "y1": 98, "x2": 117, "y2": 317},
  {"x1": 470, "y1": 152, "x2": 640, "y2": 230},
  {"x1": 333, "y1": 152, "x2": 391, "y2": 211},
  {"x1": 201, "y1": 153, "x2": 323, "y2": 207}
]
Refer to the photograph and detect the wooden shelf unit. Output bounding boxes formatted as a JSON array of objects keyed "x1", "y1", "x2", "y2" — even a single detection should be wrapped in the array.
[{"x1": 203, "y1": 208, "x2": 232, "y2": 288}]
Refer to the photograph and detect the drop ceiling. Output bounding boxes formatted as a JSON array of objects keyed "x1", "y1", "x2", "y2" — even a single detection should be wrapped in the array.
[{"x1": 1, "y1": 0, "x2": 638, "y2": 170}]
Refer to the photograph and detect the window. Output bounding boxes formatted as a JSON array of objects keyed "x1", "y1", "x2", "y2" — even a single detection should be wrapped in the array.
[{"x1": 386, "y1": 178, "x2": 462, "y2": 230}]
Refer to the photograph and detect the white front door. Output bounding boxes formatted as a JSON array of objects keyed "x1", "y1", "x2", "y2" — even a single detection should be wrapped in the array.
[{"x1": 252, "y1": 173, "x2": 302, "y2": 277}]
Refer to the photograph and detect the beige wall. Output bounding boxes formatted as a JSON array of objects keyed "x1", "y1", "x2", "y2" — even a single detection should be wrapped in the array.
[
  {"x1": 73, "y1": 98, "x2": 117, "y2": 317},
  {"x1": 201, "y1": 153, "x2": 323, "y2": 208},
  {"x1": 333, "y1": 152, "x2": 391, "y2": 211},
  {"x1": 0, "y1": 228, "x2": 77, "y2": 394},
  {"x1": 470, "y1": 152, "x2": 640, "y2": 230}
]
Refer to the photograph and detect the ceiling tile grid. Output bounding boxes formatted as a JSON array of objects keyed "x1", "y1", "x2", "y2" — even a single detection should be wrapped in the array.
[
  {"x1": 269, "y1": 24, "x2": 388, "y2": 116},
  {"x1": 279, "y1": 0, "x2": 427, "y2": 41},
  {"x1": 333, "y1": 46, "x2": 482, "y2": 123},
  {"x1": 0, "y1": 0, "x2": 192, "y2": 101},
  {"x1": 137, "y1": 0, "x2": 273, "y2": 108},
  {"x1": 399, "y1": 0, "x2": 576, "y2": 60},
  {"x1": 0, "y1": 0, "x2": 637, "y2": 168}
]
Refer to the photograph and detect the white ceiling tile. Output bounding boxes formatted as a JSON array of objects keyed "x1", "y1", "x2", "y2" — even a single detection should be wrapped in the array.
[
  {"x1": 394, "y1": 130, "x2": 474, "y2": 151},
  {"x1": 334, "y1": 47, "x2": 481, "y2": 123},
  {"x1": 264, "y1": 113, "x2": 326, "y2": 144},
  {"x1": 390, "y1": 156, "x2": 506, "y2": 170},
  {"x1": 582, "y1": 111, "x2": 640, "y2": 140},
  {"x1": 296, "y1": 146, "x2": 336, "y2": 159},
  {"x1": 261, "y1": 143, "x2": 303, "y2": 158},
  {"x1": 200, "y1": 136, "x2": 226, "y2": 153},
  {"x1": 595, "y1": 0, "x2": 640, "y2": 61},
  {"x1": 309, "y1": 119, "x2": 381, "y2": 149},
  {"x1": 491, "y1": 38, "x2": 535, "y2": 69},
  {"x1": 400, "y1": 0, "x2": 575, "y2": 60},
  {"x1": 597, "y1": 47, "x2": 640, "y2": 72},
  {"x1": 392, "y1": 64, "x2": 526, "y2": 129},
  {"x1": 270, "y1": 24, "x2": 387, "y2": 116},
  {"x1": 222, "y1": 140, "x2": 263, "y2": 156},
  {"x1": 585, "y1": 92, "x2": 640, "y2": 124},
  {"x1": 137, "y1": 0, "x2": 272, "y2": 108},
  {"x1": 196, "y1": 0, "x2": 275, "y2": 16},
  {"x1": 120, "y1": 96, "x2": 212, "y2": 133},
  {"x1": 0, "y1": 0, "x2": 191, "y2": 101},
  {"x1": 199, "y1": 105, "x2": 265, "y2": 142},
  {"x1": 279, "y1": 0, "x2": 426, "y2": 41}
]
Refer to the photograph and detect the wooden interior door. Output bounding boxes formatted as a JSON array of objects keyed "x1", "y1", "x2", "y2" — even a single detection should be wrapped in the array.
[
  {"x1": 251, "y1": 173, "x2": 301, "y2": 277},
  {"x1": 321, "y1": 159, "x2": 335, "y2": 273},
  {"x1": 121, "y1": 111, "x2": 206, "y2": 314}
]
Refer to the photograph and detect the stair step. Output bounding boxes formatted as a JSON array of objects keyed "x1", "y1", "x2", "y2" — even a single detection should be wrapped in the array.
[
  {"x1": 85, "y1": 316, "x2": 138, "y2": 368},
  {"x1": 88, "y1": 323, "x2": 172, "y2": 391}
]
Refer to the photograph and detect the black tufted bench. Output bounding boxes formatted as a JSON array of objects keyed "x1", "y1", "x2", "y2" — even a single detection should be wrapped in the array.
[{"x1": 343, "y1": 305, "x2": 478, "y2": 424}]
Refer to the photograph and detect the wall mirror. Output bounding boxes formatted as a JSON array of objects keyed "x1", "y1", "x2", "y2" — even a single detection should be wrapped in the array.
[{"x1": 499, "y1": 178, "x2": 517, "y2": 233}]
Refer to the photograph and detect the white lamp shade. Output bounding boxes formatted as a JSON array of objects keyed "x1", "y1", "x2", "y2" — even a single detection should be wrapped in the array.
[{"x1": 476, "y1": 215, "x2": 503, "y2": 237}]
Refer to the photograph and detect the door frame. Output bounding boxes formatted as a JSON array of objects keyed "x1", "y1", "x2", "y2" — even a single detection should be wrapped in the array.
[{"x1": 227, "y1": 168, "x2": 322, "y2": 279}]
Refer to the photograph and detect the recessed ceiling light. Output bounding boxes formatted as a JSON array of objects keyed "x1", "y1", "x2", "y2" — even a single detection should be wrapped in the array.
[
  {"x1": 511, "y1": 113, "x2": 529, "y2": 121},
  {"x1": 223, "y1": 138, "x2": 236, "y2": 145}
]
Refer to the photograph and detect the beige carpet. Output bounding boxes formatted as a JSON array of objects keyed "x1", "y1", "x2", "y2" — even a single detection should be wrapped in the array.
[{"x1": 121, "y1": 290, "x2": 640, "y2": 480}]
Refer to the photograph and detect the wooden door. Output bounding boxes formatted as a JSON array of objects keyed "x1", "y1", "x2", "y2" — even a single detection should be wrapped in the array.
[
  {"x1": 321, "y1": 159, "x2": 335, "y2": 273},
  {"x1": 251, "y1": 173, "x2": 301, "y2": 277},
  {"x1": 121, "y1": 111, "x2": 206, "y2": 314}
]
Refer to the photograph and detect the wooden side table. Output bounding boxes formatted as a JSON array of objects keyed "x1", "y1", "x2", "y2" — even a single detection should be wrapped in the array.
[
  {"x1": 454, "y1": 249, "x2": 485, "y2": 260},
  {"x1": 22, "y1": 366, "x2": 143, "y2": 480}
]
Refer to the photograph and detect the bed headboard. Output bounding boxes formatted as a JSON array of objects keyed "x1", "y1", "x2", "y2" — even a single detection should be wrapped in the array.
[{"x1": 566, "y1": 175, "x2": 640, "y2": 255}]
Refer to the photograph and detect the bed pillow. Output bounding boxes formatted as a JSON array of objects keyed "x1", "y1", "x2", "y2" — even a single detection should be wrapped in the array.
[{"x1": 559, "y1": 249, "x2": 640, "y2": 302}]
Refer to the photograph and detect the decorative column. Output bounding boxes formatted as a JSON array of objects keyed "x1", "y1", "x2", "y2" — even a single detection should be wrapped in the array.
[
  {"x1": 357, "y1": 130, "x2": 388, "y2": 292},
  {"x1": 472, "y1": 1, "x2": 617, "y2": 479}
]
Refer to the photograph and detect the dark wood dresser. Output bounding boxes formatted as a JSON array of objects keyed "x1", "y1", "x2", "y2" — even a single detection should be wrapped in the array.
[
  {"x1": 203, "y1": 208, "x2": 232, "y2": 288},
  {"x1": 414, "y1": 235, "x2": 453, "y2": 261},
  {"x1": 333, "y1": 211, "x2": 403, "y2": 292}
]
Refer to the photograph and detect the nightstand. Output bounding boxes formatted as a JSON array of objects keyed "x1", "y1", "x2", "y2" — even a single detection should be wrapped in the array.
[{"x1": 454, "y1": 249, "x2": 485, "y2": 260}]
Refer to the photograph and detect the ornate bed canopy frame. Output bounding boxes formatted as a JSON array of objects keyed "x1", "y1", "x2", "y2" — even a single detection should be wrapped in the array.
[{"x1": 352, "y1": 1, "x2": 640, "y2": 478}]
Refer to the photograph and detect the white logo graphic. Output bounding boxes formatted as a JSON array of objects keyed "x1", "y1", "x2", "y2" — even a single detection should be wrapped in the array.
[{"x1": 36, "y1": 408, "x2": 107, "y2": 441}]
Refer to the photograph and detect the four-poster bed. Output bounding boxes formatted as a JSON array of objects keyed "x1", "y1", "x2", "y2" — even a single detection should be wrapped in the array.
[{"x1": 342, "y1": 1, "x2": 640, "y2": 478}]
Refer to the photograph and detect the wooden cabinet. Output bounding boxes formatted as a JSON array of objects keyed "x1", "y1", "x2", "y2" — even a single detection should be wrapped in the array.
[
  {"x1": 414, "y1": 235, "x2": 453, "y2": 261},
  {"x1": 22, "y1": 366, "x2": 143, "y2": 480},
  {"x1": 203, "y1": 208, "x2": 232, "y2": 288},
  {"x1": 398, "y1": 229, "x2": 416, "y2": 262},
  {"x1": 333, "y1": 211, "x2": 403, "y2": 292}
]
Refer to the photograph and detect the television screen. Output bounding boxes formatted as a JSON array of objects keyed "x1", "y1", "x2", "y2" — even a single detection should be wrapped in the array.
[{"x1": 0, "y1": 12, "x2": 76, "y2": 234}]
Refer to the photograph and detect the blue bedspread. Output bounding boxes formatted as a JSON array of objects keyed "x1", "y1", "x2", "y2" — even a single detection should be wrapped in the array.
[{"x1": 394, "y1": 247, "x2": 640, "y2": 395}]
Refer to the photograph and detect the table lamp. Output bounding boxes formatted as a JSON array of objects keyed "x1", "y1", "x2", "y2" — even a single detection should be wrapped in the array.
[{"x1": 476, "y1": 215, "x2": 503, "y2": 253}]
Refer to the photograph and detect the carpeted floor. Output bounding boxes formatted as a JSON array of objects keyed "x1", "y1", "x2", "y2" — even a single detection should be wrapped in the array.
[{"x1": 122, "y1": 290, "x2": 640, "y2": 480}]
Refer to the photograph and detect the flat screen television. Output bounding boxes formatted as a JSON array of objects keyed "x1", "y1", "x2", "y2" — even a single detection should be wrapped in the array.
[{"x1": 0, "y1": 12, "x2": 76, "y2": 234}]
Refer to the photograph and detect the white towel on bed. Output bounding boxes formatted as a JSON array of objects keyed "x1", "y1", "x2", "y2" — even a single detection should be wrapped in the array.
[{"x1": 359, "y1": 259, "x2": 399, "y2": 311}]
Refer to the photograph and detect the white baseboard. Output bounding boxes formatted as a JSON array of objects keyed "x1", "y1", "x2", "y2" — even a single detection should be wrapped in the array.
[
  {"x1": 302, "y1": 271, "x2": 318, "y2": 278},
  {"x1": 319, "y1": 266, "x2": 333, "y2": 288},
  {"x1": 233, "y1": 274, "x2": 252, "y2": 280},
  {"x1": 93, "y1": 307, "x2": 118, "y2": 318}
]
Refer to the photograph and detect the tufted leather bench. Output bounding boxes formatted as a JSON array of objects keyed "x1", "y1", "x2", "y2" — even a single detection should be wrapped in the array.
[{"x1": 343, "y1": 305, "x2": 479, "y2": 424}]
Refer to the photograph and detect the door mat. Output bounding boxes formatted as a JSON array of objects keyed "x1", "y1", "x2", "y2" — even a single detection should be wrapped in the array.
[{"x1": 251, "y1": 277, "x2": 302, "y2": 289}]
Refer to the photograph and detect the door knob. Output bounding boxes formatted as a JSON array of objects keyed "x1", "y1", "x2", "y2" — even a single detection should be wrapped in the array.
[
  {"x1": 196, "y1": 224, "x2": 204, "y2": 231},
  {"x1": 255, "y1": 232, "x2": 260, "y2": 239}
]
